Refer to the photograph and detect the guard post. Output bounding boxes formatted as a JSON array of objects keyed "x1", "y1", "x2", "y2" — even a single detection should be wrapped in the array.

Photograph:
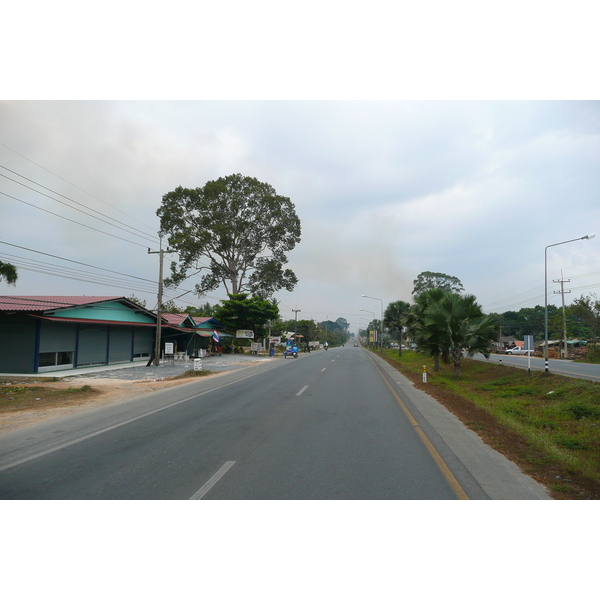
[{"x1": 422, "y1": 365, "x2": 427, "y2": 383}]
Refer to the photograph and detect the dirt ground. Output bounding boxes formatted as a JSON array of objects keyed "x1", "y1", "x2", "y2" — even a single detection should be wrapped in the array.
[{"x1": 0, "y1": 372, "x2": 227, "y2": 434}]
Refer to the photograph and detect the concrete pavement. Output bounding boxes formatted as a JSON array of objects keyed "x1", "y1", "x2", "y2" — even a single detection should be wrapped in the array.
[{"x1": 0, "y1": 353, "x2": 278, "y2": 381}]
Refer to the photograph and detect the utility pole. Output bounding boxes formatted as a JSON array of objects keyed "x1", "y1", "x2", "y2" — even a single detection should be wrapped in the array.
[
  {"x1": 148, "y1": 235, "x2": 174, "y2": 366},
  {"x1": 292, "y1": 307, "x2": 301, "y2": 343},
  {"x1": 553, "y1": 270, "x2": 571, "y2": 359}
]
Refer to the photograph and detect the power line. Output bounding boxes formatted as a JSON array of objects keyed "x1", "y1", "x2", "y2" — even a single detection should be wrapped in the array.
[
  {"x1": 1, "y1": 189, "x2": 152, "y2": 249},
  {"x1": 0, "y1": 141, "x2": 158, "y2": 235},
  {"x1": 0, "y1": 240, "x2": 156, "y2": 283},
  {"x1": 0, "y1": 169, "x2": 158, "y2": 244},
  {"x1": 0, "y1": 241, "x2": 225, "y2": 309}
]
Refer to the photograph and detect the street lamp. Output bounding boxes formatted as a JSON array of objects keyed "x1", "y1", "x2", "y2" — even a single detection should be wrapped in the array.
[
  {"x1": 361, "y1": 294, "x2": 383, "y2": 351},
  {"x1": 544, "y1": 234, "x2": 595, "y2": 373}
]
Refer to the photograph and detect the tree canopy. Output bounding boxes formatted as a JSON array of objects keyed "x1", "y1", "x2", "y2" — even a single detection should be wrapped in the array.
[
  {"x1": 157, "y1": 174, "x2": 301, "y2": 299},
  {"x1": 213, "y1": 293, "x2": 279, "y2": 341},
  {"x1": 412, "y1": 271, "x2": 464, "y2": 297},
  {"x1": 0, "y1": 261, "x2": 18, "y2": 286}
]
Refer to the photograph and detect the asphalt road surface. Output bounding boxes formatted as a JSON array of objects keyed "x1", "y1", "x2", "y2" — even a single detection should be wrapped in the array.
[
  {"x1": 471, "y1": 353, "x2": 600, "y2": 382},
  {"x1": 0, "y1": 344, "x2": 550, "y2": 500}
]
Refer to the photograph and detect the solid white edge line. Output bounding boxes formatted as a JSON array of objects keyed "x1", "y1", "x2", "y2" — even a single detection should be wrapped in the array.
[
  {"x1": 189, "y1": 461, "x2": 236, "y2": 500},
  {"x1": 296, "y1": 385, "x2": 308, "y2": 396}
]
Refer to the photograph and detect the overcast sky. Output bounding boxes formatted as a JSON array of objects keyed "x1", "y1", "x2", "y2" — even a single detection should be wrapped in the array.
[
  {"x1": 1, "y1": 4, "x2": 599, "y2": 334},
  {"x1": 1, "y1": 99, "x2": 598, "y2": 331}
]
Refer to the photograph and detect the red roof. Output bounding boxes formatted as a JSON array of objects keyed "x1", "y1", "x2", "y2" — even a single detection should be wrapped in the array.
[
  {"x1": 161, "y1": 313, "x2": 191, "y2": 326},
  {"x1": 0, "y1": 295, "x2": 125, "y2": 312}
]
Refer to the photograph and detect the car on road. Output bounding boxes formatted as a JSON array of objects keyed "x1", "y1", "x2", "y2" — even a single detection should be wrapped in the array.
[{"x1": 504, "y1": 347, "x2": 530, "y2": 355}]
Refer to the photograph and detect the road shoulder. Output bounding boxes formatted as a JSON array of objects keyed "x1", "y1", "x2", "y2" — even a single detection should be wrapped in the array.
[{"x1": 369, "y1": 352, "x2": 552, "y2": 500}]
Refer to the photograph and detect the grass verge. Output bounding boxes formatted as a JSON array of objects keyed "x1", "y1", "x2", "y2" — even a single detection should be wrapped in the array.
[
  {"x1": 0, "y1": 382, "x2": 99, "y2": 414},
  {"x1": 376, "y1": 349, "x2": 600, "y2": 500}
]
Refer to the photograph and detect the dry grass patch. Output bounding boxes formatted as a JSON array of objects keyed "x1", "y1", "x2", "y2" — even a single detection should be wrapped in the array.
[{"x1": 0, "y1": 382, "x2": 101, "y2": 414}]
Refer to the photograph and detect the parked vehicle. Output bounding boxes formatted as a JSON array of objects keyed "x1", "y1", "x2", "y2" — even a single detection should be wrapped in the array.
[{"x1": 504, "y1": 346, "x2": 530, "y2": 355}]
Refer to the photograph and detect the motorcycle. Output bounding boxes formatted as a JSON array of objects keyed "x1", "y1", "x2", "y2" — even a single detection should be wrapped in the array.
[{"x1": 284, "y1": 345, "x2": 299, "y2": 359}]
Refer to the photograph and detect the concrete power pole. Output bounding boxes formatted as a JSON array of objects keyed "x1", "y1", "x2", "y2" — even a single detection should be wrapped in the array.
[
  {"x1": 148, "y1": 236, "x2": 174, "y2": 366},
  {"x1": 553, "y1": 270, "x2": 571, "y2": 359},
  {"x1": 292, "y1": 307, "x2": 301, "y2": 343}
]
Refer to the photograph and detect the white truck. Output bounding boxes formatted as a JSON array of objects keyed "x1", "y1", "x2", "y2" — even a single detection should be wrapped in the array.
[{"x1": 504, "y1": 346, "x2": 530, "y2": 355}]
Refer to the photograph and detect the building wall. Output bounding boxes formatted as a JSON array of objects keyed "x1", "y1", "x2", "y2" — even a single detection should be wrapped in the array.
[
  {"x1": 51, "y1": 302, "x2": 155, "y2": 323},
  {"x1": 109, "y1": 325, "x2": 133, "y2": 363},
  {"x1": 0, "y1": 315, "x2": 156, "y2": 373},
  {"x1": 0, "y1": 315, "x2": 37, "y2": 373},
  {"x1": 77, "y1": 324, "x2": 109, "y2": 367}
]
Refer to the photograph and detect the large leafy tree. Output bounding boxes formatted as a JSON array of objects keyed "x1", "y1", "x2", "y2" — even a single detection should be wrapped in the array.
[
  {"x1": 157, "y1": 174, "x2": 301, "y2": 298},
  {"x1": 412, "y1": 271, "x2": 464, "y2": 297},
  {"x1": 384, "y1": 300, "x2": 411, "y2": 354},
  {"x1": 0, "y1": 261, "x2": 18, "y2": 286},
  {"x1": 213, "y1": 293, "x2": 279, "y2": 341}
]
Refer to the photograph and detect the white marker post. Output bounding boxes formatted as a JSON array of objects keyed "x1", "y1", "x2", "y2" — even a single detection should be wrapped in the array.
[
  {"x1": 525, "y1": 335, "x2": 534, "y2": 375},
  {"x1": 423, "y1": 365, "x2": 427, "y2": 383}
]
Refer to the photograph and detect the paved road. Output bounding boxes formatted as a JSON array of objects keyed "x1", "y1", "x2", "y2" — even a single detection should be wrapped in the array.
[
  {"x1": 471, "y1": 353, "x2": 600, "y2": 382},
  {"x1": 0, "y1": 345, "x2": 550, "y2": 500}
]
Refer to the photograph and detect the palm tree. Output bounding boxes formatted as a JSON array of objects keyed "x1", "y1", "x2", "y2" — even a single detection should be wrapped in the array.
[
  {"x1": 423, "y1": 292, "x2": 500, "y2": 377},
  {"x1": 384, "y1": 300, "x2": 410, "y2": 355},
  {"x1": 402, "y1": 289, "x2": 447, "y2": 370}
]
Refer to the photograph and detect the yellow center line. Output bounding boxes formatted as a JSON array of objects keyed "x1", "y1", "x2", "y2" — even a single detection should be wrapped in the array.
[{"x1": 368, "y1": 355, "x2": 469, "y2": 500}]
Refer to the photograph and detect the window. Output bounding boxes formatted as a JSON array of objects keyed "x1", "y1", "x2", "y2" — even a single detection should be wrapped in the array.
[{"x1": 39, "y1": 351, "x2": 74, "y2": 371}]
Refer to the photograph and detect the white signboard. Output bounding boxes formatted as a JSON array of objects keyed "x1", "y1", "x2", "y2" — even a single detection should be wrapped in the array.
[
  {"x1": 270, "y1": 336, "x2": 281, "y2": 344},
  {"x1": 250, "y1": 342, "x2": 264, "y2": 352},
  {"x1": 164, "y1": 342, "x2": 174, "y2": 355},
  {"x1": 236, "y1": 330, "x2": 254, "y2": 339}
]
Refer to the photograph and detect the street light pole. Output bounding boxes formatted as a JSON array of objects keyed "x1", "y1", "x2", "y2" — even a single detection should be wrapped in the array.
[
  {"x1": 544, "y1": 234, "x2": 595, "y2": 373},
  {"x1": 361, "y1": 294, "x2": 383, "y2": 351}
]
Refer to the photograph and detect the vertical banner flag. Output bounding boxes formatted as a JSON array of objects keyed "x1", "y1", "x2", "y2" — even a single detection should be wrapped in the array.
[{"x1": 212, "y1": 330, "x2": 220, "y2": 343}]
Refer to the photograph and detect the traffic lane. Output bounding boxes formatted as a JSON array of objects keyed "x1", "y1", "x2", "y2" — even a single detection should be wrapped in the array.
[
  {"x1": 0, "y1": 358, "x2": 286, "y2": 472},
  {"x1": 471, "y1": 353, "x2": 600, "y2": 382},
  {"x1": 206, "y1": 346, "x2": 458, "y2": 499},
  {"x1": 0, "y1": 346, "x2": 456, "y2": 499},
  {"x1": 0, "y1": 352, "x2": 336, "y2": 499}
]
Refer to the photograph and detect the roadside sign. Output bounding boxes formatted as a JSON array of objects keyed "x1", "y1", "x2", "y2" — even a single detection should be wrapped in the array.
[{"x1": 236, "y1": 330, "x2": 254, "y2": 339}]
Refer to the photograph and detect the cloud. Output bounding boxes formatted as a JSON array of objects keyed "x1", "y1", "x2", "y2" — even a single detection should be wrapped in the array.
[{"x1": 1, "y1": 100, "x2": 599, "y2": 327}]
